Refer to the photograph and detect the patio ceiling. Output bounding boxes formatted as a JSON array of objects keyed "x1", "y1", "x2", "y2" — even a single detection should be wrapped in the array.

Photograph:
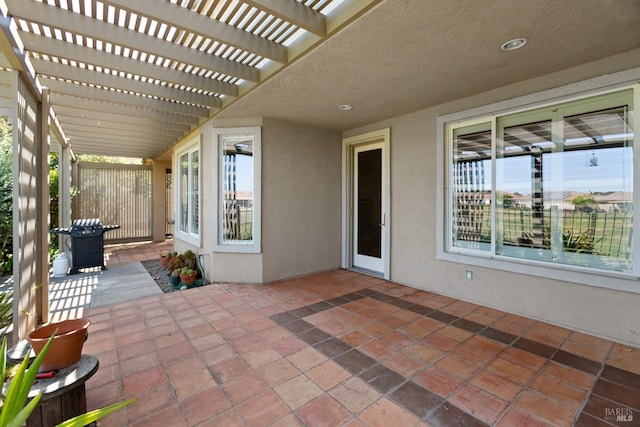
[
  {"x1": 0, "y1": 0, "x2": 639, "y2": 160},
  {"x1": 0, "y1": 0, "x2": 379, "y2": 158}
]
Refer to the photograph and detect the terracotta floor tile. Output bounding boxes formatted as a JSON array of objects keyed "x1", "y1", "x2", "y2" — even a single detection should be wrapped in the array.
[
  {"x1": 164, "y1": 353, "x2": 206, "y2": 380},
  {"x1": 451, "y1": 342, "x2": 497, "y2": 367},
  {"x1": 330, "y1": 377, "x2": 381, "y2": 414},
  {"x1": 224, "y1": 371, "x2": 270, "y2": 404},
  {"x1": 389, "y1": 381, "x2": 443, "y2": 419},
  {"x1": 208, "y1": 356, "x2": 252, "y2": 384},
  {"x1": 436, "y1": 354, "x2": 481, "y2": 380},
  {"x1": 414, "y1": 367, "x2": 462, "y2": 398},
  {"x1": 497, "y1": 407, "x2": 555, "y2": 427},
  {"x1": 423, "y1": 332, "x2": 460, "y2": 351},
  {"x1": 256, "y1": 358, "x2": 300, "y2": 387},
  {"x1": 361, "y1": 321, "x2": 392, "y2": 338},
  {"x1": 515, "y1": 389, "x2": 578, "y2": 426},
  {"x1": 242, "y1": 345, "x2": 282, "y2": 369},
  {"x1": 180, "y1": 387, "x2": 232, "y2": 426},
  {"x1": 449, "y1": 383, "x2": 509, "y2": 424},
  {"x1": 297, "y1": 394, "x2": 352, "y2": 426},
  {"x1": 130, "y1": 403, "x2": 187, "y2": 427},
  {"x1": 607, "y1": 344, "x2": 640, "y2": 375},
  {"x1": 361, "y1": 339, "x2": 395, "y2": 359},
  {"x1": 77, "y1": 266, "x2": 635, "y2": 427},
  {"x1": 540, "y1": 361, "x2": 596, "y2": 390},
  {"x1": 274, "y1": 374, "x2": 324, "y2": 410},
  {"x1": 500, "y1": 346, "x2": 548, "y2": 372},
  {"x1": 127, "y1": 383, "x2": 178, "y2": 422},
  {"x1": 383, "y1": 352, "x2": 424, "y2": 378},
  {"x1": 123, "y1": 366, "x2": 167, "y2": 396},
  {"x1": 288, "y1": 347, "x2": 328, "y2": 372},
  {"x1": 402, "y1": 342, "x2": 444, "y2": 364},
  {"x1": 170, "y1": 368, "x2": 218, "y2": 401},
  {"x1": 438, "y1": 325, "x2": 474, "y2": 342},
  {"x1": 470, "y1": 370, "x2": 523, "y2": 402},
  {"x1": 397, "y1": 323, "x2": 431, "y2": 339},
  {"x1": 359, "y1": 397, "x2": 424, "y2": 427},
  {"x1": 486, "y1": 357, "x2": 536, "y2": 385},
  {"x1": 307, "y1": 360, "x2": 351, "y2": 390},
  {"x1": 339, "y1": 330, "x2": 371, "y2": 347},
  {"x1": 530, "y1": 372, "x2": 590, "y2": 408}
]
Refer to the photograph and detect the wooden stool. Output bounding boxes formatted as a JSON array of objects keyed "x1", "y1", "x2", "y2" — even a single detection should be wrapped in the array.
[{"x1": 3, "y1": 354, "x2": 99, "y2": 427}]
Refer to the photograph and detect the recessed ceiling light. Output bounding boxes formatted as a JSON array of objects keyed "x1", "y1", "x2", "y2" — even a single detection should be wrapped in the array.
[
  {"x1": 338, "y1": 104, "x2": 352, "y2": 111},
  {"x1": 500, "y1": 37, "x2": 528, "y2": 51}
]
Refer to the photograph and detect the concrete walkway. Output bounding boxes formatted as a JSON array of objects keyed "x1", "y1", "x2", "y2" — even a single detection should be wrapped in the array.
[{"x1": 49, "y1": 262, "x2": 162, "y2": 322}]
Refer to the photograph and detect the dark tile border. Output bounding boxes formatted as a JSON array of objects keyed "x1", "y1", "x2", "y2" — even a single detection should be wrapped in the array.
[{"x1": 269, "y1": 288, "x2": 638, "y2": 425}]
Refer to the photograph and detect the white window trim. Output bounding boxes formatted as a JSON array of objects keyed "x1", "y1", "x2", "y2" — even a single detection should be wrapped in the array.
[
  {"x1": 212, "y1": 126, "x2": 261, "y2": 253},
  {"x1": 436, "y1": 69, "x2": 640, "y2": 295},
  {"x1": 174, "y1": 136, "x2": 201, "y2": 246}
]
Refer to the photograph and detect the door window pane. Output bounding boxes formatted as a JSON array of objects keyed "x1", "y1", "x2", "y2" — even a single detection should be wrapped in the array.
[{"x1": 357, "y1": 149, "x2": 382, "y2": 258}]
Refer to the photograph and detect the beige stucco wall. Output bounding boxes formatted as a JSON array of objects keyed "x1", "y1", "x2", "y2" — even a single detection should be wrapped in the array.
[
  {"x1": 261, "y1": 118, "x2": 342, "y2": 283},
  {"x1": 175, "y1": 117, "x2": 342, "y2": 284},
  {"x1": 344, "y1": 56, "x2": 640, "y2": 346}
]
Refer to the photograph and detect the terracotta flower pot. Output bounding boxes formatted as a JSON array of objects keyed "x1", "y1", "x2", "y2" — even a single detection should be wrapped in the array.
[
  {"x1": 160, "y1": 255, "x2": 169, "y2": 268},
  {"x1": 179, "y1": 272, "x2": 197, "y2": 285},
  {"x1": 27, "y1": 318, "x2": 91, "y2": 371}
]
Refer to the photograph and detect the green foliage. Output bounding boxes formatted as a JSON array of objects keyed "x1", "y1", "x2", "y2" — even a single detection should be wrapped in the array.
[
  {"x1": 562, "y1": 230, "x2": 598, "y2": 254},
  {"x1": 0, "y1": 292, "x2": 12, "y2": 332},
  {"x1": 0, "y1": 334, "x2": 136, "y2": 426},
  {"x1": 571, "y1": 194, "x2": 597, "y2": 212},
  {"x1": 76, "y1": 154, "x2": 142, "y2": 164},
  {"x1": 0, "y1": 117, "x2": 13, "y2": 276}
]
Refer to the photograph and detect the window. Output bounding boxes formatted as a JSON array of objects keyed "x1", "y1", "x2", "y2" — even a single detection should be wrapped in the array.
[
  {"x1": 213, "y1": 127, "x2": 261, "y2": 253},
  {"x1": 176, "y1": 140, "x2": 200, "y2": 242},
  {"x1": 446, "y1": 89, "x2": 635, "y2": 275}
]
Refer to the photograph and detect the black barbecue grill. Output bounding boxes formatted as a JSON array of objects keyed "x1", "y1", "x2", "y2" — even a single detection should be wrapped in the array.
[{"x1": 51, "y1": 218, "x2": 120, "y2": 274}]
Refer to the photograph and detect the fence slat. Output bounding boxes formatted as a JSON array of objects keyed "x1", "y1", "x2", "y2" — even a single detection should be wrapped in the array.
[{"x1": 76, "y1": 163, "x2": 153, "y2": 242}]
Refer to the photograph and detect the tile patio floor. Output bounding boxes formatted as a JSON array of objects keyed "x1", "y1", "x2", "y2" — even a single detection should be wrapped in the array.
[{"x1": 76, "y1": 244, "x2": 640, "y2": 427}]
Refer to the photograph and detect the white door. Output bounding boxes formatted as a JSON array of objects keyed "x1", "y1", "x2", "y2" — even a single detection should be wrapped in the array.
[{"x1": 352, "y1": 143, "x2": 385, "y2": 273}]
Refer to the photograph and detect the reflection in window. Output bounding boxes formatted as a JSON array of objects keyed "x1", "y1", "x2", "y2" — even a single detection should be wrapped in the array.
[
  {"x1": 222, "y1": 138, "x2": 253, "y2": 242},
  {"x1": 451, "y1": 124, "x2": 492, "y2": 251},
  {"x1": 448, "y1": 90, "x2": 634, "y2": 273}
]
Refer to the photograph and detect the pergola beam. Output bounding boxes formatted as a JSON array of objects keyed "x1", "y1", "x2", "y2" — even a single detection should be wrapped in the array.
[
  {"x1": 42, "y1": 76, "x2": 211, "y2": 118},
  {"x1": 50, "y1": 93, "x2": 200, "y2": 126},
  {"x1": 6, "y1": 0, "x2": 260, "y2": 83},
  {"x1": 244, "y1": 0, "x2": 326, "y2": 36},
  {"x1": 54, "y1": 106, "x2": 192, "y2": 133},
  {"x1": 20, "y1": 32, "x2": 239, "y2": 98},
  {"x1": 58, "y1": 116, "x2": 185, "y2": 139},
  {"x1": 32, "y1": 58, "x2": 222, "y2": 109},
  {"x1": 108, "y1": 0, "x2": 288, "y2": 63}
]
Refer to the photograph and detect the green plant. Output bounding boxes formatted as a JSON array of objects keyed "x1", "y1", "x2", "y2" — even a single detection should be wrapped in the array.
[
  {"x1": 0, "y1": 334, "x2": 136, "y2": 426},
  {"x1": 167, "y1": 254, "x2": 185, "y2": 271},
  {"x1": 0, "y1": 292, "x2": 11, "y2": 332},
  {"x1": 171, "y1": 268, "x2": 181, "y2": 278},
  {"x1": 180, "y1": 267, "x2": 195, "y2": 276}
]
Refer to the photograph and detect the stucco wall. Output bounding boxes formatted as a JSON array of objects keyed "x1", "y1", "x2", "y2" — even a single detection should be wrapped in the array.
[
  {"x1": 175, "y1": 117, "x2": 342, "y2": 284},
  {"x1": 261, "y1": 118, "x2": 342, "y2": 283},
  {"x1": 344, "y1": 59, "x2": 640, "y2": 346}
]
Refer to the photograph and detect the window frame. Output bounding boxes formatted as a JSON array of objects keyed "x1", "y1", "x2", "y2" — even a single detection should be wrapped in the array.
[
  {"x1": 174, "y1": 137, "x2": 201, "y2": 246},
  {"x1": 437, "y1": 82, "x2": 640, "y2": 294},
  {"x1": 212, "y1": 126, "x2": 262, "y2": 253}
]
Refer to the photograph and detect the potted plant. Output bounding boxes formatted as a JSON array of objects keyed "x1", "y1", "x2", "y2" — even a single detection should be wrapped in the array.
[
  {"x1": 179, "y1": 267, "x2": 197, "y2": 285},
  {"x1": 1, "y1": 335, "x2": 136, "y2": 426},
  {"x1": 160, "y1": 251, "x2": 177, "y2": 269},
  {"x1": 167, "y1": 268, "x2": 181, "y2": 287}
]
